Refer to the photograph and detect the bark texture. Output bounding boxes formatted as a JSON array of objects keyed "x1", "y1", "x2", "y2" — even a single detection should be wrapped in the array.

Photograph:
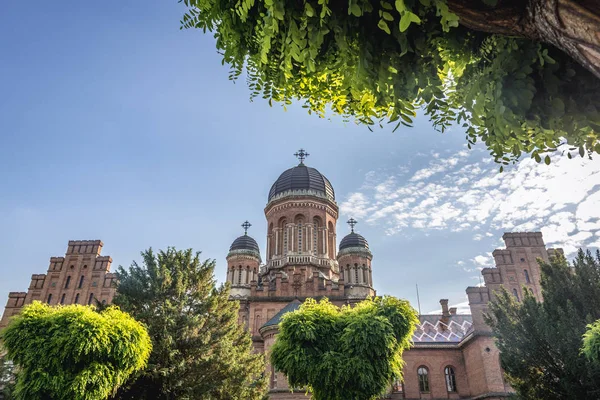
[{"x1": 448, "y1": 0, "x2": 600, "y2": 78}]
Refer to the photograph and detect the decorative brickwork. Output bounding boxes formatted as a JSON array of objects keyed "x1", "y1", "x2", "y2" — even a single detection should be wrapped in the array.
[{"x1": 0, "y1": 240, "x2": 116, "y2": 329}]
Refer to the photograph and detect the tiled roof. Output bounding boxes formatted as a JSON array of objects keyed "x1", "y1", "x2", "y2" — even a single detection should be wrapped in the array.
[{"x1": 412, "y1": 314, "x2": 473, "y2": 343}]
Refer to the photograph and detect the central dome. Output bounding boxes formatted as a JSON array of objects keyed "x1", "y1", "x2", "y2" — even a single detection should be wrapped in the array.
[{"x1": 268, "y1": 164, "x2": 335, "y2": 202}]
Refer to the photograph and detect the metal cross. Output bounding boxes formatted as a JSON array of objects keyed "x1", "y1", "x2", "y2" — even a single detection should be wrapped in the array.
[
  {"x1": 242, "y1": 220, "x2": 252, "y2": 235},
  {"x1": 347, "y1": 218, "x2": 357, "y2": 233},
  {"x1": 294, "y1": 148, "x2": 309, "y2": 164}
]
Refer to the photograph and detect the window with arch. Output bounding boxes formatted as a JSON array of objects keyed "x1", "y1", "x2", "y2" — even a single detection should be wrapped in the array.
[
  {"x1": 60, "y1": 293, "x2": 66, "y2": 304},
  {"x1": 88, "y1": 293, "x2": 94, "y2": 305},
  {"x1": 246, "y1": 266, "x2": 250, "y2": 284},
  {"x1": 47, "y1": 293, "x2": 52, "y2": 304},
  {"x1": 78, "y1": 275, "x2": 85, "y2": 289},
  {"x1": 524, "y1": 269, "x2": 531, "y2": 283},
  {"x1": 65, "y1": 276, "x2": 71, "y2": 289},
  {"x1": 512, "y1": 288, "x2": 520, "y2": 301},
  {"x1": 445, "y1": 366, "x2": 457, "y2": 392},
  {"x1": 354, "y1": 264, "x2": 359, "y2": 283},
  {"x1": 417, "y1": 366, "x2": 430, "y2": 393},
  {"x1": 362, "y1": 264, "x2": 367, "y2": 284},
  {"x1": 74, "y1": 293, "x2": 80, "y2": 304},
  {"x1": 298, "y1": 221, "x2": 303, "y2": 253},
  {"x1": 313, "y1": 217, "x2": 320, "y2": 255},
  {"x1": 238, "y1": 267, "x2": 242, "y2": 285}
]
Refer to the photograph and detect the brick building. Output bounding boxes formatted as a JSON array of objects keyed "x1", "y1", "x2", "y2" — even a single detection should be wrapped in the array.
[
  {"x1": 0, "y1": 240, "x2": 116, "y2": 329},
  {"x1": 0, "y1": 150, "x2": 564, "y2": 399},
  {"x1": 223, "y1": 150, "x2": 563, "y2": 400}
]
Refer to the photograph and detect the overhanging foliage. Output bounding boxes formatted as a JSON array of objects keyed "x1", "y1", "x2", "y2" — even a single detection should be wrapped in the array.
[{"x1": 181, "y1": 0, "x2": 600, "y2": 167}]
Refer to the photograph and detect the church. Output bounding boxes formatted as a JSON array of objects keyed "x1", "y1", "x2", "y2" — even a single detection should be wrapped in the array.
[
  {"x1": 223, "y1": 149, "x2": 563, "y2": 399},
  {"x1": 0, "y1": 150, "x2": 565, "y2": 400}
]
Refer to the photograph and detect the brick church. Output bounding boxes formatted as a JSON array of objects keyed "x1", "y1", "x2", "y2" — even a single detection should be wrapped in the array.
[{"x1": 0, "y1": 150, "x2": 565, "y2": 400}]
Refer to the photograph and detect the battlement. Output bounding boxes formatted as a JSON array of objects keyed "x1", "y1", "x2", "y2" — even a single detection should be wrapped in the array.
[
  {"x1": 66, "y1": 240, "x2": 103, "y2": 255},
  {"x1": 502, "y1": 232, "x2": 544, "y2": 248}
]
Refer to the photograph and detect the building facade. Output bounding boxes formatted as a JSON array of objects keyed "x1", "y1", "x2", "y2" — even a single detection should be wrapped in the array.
[
  {"x1": 223, "y1": 151, "x2": 563, "y2": 400},
  {"x1": 0, "y1": 151, "x2": 565, "y2": 399},
  {"x1": 0, "y1": 240, "x2": 116, "y2": 329}
]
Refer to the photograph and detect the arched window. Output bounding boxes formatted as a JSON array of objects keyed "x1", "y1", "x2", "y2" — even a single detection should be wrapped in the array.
[
  {"x1": 524, "y1": 269, "x2": 531, "y2": 283},
  {"x1": 313, "y1": 217, "x2": 320, "y2": 255},
  {"x1": 445, "y1": 366, "x2": 457, "y2": 392},
  {"x1": 362, "y1": 264, "x2": 367, "y2": 284},
  {"x1": 354, "y1": 264, "x2": 359, "y2": 283},
  {"x1": 60, "y1": 293, "x2": 66, "y2": 304},
  {"x1": 65, "y1": 276, "x2": 71, "y2": 289},
  {"x1": 238, "y1": 268, "x2": 242, "y2": 285},
  {"x1": 512, "y1": 288, "x2": 520, "y2": 301},
  {"x1": 47, "y1": 294, "x2": 52, "y2": 304},
  {"x1": 78, "y1": 275, "x2": 85, "y2": 289},
  {"x1": 246, "y1": 266, "x2": 250, "y2": 284},
  {"x1": 298, "y1": 221, "x2": 303, "y2": 253},
  {"x1": 74, "y1": 293, "x2": 80, "y2": 304},
  {"x1": 417, "y1": 366, "x2": 430, "y2": 393},
  {"x1": 88, "y1": 293, "x2": 94, "y2": 305}
]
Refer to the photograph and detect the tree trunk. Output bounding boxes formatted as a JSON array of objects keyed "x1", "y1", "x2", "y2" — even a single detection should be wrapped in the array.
[{"x1": 448, "y1": 0, "x2": 600, "y2": 79}]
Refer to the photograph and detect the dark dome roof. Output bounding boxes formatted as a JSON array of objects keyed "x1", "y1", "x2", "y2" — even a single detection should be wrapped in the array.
[
  {"x1": 229, "y1": 234, "x2": 260, "y2": 253},
  {"x1": 339, "y1": 232, "x2": 369, "y2": 251},
  {"x1": 268, "y1": 164, "x2": 335, "y2": 202}
]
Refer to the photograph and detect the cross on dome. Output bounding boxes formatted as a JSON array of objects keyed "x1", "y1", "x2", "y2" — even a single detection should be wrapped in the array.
[
  {"x1": 294, "y1": 148, "x2": 309, "y2": 165},
  {"x1": 347, "y1": 218, "x2": 357, "y2": 233},
  {"x1": 241, "y1": 220, "x2": 252, "y2": 235}
]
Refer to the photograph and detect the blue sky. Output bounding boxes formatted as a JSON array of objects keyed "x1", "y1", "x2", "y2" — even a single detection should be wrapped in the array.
[{"x1": 1, "y1": 1, "x2": 599, "y2": 315}]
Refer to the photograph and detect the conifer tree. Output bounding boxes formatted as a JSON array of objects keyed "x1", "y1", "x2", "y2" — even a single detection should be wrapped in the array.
[
  {"x1": 486, "y1": 249, "x2": 600, "y2": 399},
  {"x1": 112, "y1": 248, "x2": 267, "y2": 400}
]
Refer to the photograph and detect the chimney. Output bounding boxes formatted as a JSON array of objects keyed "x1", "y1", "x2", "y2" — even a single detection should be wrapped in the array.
[
  {"x1": 440, "y1": 299, "x2": 450, "y2": 317},
  {"x1": 449, "y1": 307, "x2": 457, "y2": 316}
]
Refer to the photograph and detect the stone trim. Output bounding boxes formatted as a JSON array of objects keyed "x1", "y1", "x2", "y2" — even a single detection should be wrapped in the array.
[
  {"x1": 227, "y1": 249, "x2": 262, "y2": 262},
  {"x1": 337, "y1": 247, "x2": 373, "y2": 259},
  {"x1": 265, "y1": 196, "x2": 338, "y2": 219}
]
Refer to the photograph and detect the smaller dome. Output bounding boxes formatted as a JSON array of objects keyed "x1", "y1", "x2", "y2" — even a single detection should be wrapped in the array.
[
  {"x1": 339, "y1": 232, "x2": 369, "y2": 251},
  {"x1": 229, "y1": 235, "x2": 260, "y2": 253}
]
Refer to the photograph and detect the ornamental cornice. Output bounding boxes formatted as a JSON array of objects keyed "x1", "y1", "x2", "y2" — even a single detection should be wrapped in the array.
[
  {"x1": 227, "y1": 249, "x2": 262, "y2": 263},
  {"x1": 265, "y1": 197, "x2": 338, "y2": 219},
  {"x1": 337, "y1": 247, "x2": 373, "y2": 260}
]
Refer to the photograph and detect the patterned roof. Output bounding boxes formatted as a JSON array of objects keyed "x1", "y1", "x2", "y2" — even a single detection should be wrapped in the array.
[{"x1": 412, "y1": 314, "x2": 473, "y2": 343}]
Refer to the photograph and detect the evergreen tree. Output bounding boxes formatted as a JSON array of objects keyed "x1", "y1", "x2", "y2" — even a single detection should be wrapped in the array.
[
  {"x1": 180, "y1": 0, "x2": 600, "y2": 166},
  {"x1": 0, "y1": 303, "x2": 151, "y2": 400},
  {"x1": 271, "y1": 296, "x2": 418, "y2": 400},
  {"x1": 486, "y1": 249, "x2": 600, "y2": 399},
  {"x1": 112, "y1": 248, "x2": 267, "y2": 400}
]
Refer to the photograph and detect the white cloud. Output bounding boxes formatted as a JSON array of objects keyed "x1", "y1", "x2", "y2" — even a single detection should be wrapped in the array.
[{"x1": 341, "y1": 146, "x2": 600, "y2": 256}]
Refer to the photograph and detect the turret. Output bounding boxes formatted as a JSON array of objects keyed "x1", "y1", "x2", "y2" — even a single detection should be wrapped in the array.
[
  {"x1": 227, "y1": 221, "x2": 261, "y2": 298},
  {"x1": 337, "y1": 218, "x2": 375, "y2": 298}
]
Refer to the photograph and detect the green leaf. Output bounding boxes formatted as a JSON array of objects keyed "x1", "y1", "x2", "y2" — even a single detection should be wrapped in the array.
[
  {"x1": 378, "y1": 19, "x2": 391, "y2": 34},
  {"x1": 305, "y1": 3, "x2": 315, "y2": 17},
  {"x1": 399, "y1": 13, "x2": 411, "y2": 32},
  {"x1": 350, "y1": 3, "x2": 362, "y2": 16},
  {"x1": 534, "y1": 153, "x2": 541, "y2": 163},
  {"x1": 580, "y1": 146, "x2": 585, "y2": 158},
  {"x1": 544, "y1": 155, "x2": 551, "y2": 165},
  {"x1": 395, "y1": 0, "x2": 405, "y2": 12},
  {"x1": 382, "y1": 11, "x2": 394, "y2": 21}
]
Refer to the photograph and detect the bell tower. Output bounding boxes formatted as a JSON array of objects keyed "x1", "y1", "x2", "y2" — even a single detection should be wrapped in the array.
[{"x1": 264, "y1": 149, "x2": 339, "y2": 281}]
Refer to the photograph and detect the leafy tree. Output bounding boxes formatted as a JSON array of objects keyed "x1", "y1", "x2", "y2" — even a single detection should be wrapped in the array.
[
  {"x1": 486, "y1": 249, "x2": 600, "y2": 399},
  {"x1": 0, "y1": 302, "x2": 151, "y2": 400},
  {"x1": 583, "y1": 319, "x2": 600, "y2": 368},
  {"x1": 270, "y1": 296, "x2": 418, "y2": 400},
  {"x1": 180, "y1": 0, "x2": 600, "y2": 167},
  {"x1": 112, "y1": 248, "x2": 267, "y2": 400},
  {"x1": 0, "y1": 347, "x2": 15, "y2": 400}
]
